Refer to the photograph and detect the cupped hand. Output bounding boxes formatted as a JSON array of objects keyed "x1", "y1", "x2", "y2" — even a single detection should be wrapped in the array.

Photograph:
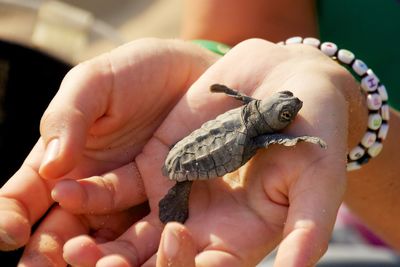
[
  {"x1": 61, "y1": 39, "x2": 365, "y2": 267},
  {"x1": 0, "y1": 38, "x2": 218, "y2": 265}
]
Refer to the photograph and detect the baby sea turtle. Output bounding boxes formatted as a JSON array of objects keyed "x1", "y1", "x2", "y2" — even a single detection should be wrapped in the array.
[{"x1": 159, "y1": 84, "x2": 326, "y2": 224}]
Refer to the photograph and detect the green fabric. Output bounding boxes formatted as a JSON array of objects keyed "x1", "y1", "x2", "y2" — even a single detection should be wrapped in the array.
[{"x1": 317, "y1": 0, "x2": 400, "y2": 110}]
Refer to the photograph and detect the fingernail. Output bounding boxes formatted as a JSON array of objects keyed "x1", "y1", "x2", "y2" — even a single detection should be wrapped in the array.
[
  {"x1": 163, "y1": 228, "x2": 179, "y2": 259},
  {"x1": 0, "y1": 228, "x2": 17, "y2": 247},
  {"x1": 50, "y1": 188, "x2": 60, "y2": 202},
  {"x1": 41, "y1": 139, "x2": 60, "y2": 168}
]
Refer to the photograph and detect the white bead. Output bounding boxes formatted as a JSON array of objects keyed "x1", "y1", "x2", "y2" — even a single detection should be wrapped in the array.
[
  {"x1": 378, "y1": 123, "x2": 389, "y2": 140},
  {"x1": 320, "y1": 42, "x2": 338, "y2": 56},
  {"x1": 349, "y1": 146, "x2": 365, "y2": 160},
  {"x1": 361, "y1": 70, "x2": 380, "y2": 92},
  {"x1": 337, "y1": 49, "x2": 355, "y2": 65},
  {"x1": 285, "y1": 36, "x2": 303, "y2": 45},
  {"x1": 303, "y1": 37, "x2": 321, "y2": 48},
  {"x1": 377, "y1": 85, "x2": 388, "y2": 101},
  {"x1": 366, "y1": 93, "x2": 382, "y2": 110},
  {"x1": 352, "y1": 59, "x2": 368, "y2": 76},
  {"x1": 347, "y1": 161, "x2": 362, "y2": 171},
  {"x1": 361, "y1": 132, "x2": 377, "y2": 148},
  {"x1": 381, "y1": 104, "x2": 390, "y2": 120},
  {"x1": 368, "y1": 113, "x2": 382, "y2": 130},
  {"x1": 367, "y1": 142, "x2": 383, "y2": 157}
]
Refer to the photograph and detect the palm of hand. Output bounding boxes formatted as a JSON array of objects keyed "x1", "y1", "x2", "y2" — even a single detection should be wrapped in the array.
[{"x1": 3, "y1": 38, "x2": 353, "y2": 267}]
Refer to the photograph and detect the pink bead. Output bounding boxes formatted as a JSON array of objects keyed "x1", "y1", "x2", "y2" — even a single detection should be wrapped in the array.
[
  {"x1": 366, "y1": 93, "x2": 382, "y2": 110},
  {"x1": 361, "y1": 132, "x2": 377, "y2": 148},
  {"x1": 320, "y1": 42, "x2": 338, "y2": 56}
]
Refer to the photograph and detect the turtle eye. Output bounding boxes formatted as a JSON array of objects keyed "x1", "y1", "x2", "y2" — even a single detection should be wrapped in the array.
[{"x1": 280, "y1": 110, "x2": 292, "y2": 121}]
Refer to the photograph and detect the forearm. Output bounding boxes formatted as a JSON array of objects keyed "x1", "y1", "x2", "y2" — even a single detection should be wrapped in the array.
[
  {"x1": 345, "y1": 108, "x2": 400, "y2": 250},
  {"x1": 181, "y1": 0, "x2": 318, "y2": 45}
]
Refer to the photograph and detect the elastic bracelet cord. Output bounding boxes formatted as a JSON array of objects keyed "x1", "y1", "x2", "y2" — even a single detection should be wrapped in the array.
[{"x1": 192, "y1": 38, "x2": 390, "y2": 171}]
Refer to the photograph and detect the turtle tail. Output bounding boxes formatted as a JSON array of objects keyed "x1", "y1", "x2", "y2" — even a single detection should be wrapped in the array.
[{"x1": 158, "y1": 181, "x2": 193, "y2": 224}]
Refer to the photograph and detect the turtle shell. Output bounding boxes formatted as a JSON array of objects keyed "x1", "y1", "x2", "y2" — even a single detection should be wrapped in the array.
[{"x1": 163, "y1": 107, "x2": 251, "y2": 182}]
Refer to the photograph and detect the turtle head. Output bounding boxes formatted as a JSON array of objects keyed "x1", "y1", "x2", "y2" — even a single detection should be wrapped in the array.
[{"x1": 258, "y1": 91, "x2": 303, "y2": 131}]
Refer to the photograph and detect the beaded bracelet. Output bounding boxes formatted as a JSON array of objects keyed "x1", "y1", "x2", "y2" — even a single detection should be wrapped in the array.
[
  {"x1": 192, "y1": 38, "x2": 390, "y2": 171},
  {"x1": 282, "y1": 37, "x2": 389, "y2": 171}
]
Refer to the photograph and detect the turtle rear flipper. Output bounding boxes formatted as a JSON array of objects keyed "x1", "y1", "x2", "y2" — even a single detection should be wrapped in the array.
[{"x1": 159, "y1": 181, "x2": 193, "y2": 224}]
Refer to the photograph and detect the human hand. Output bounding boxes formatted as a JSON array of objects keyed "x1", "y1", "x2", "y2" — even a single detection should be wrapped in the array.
[
  {"x1": 60, "y1": 39, "x2": 365, "y2": 266},
  {"x1": 0, "y1": 38, "x2": 218, "y2": 265}
]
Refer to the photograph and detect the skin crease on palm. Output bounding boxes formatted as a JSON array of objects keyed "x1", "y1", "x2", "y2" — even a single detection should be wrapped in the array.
[{"x1": 0, "y1": 38, "x2": 364, "y2": 266}]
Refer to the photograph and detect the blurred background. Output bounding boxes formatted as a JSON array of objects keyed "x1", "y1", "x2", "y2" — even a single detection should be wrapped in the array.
[
  {"x1": 0, "y1": 0, "x2": 182, "y2": 63},
  {"x1": 0, "y1": 1, "x2": 399, "y2": 266}
]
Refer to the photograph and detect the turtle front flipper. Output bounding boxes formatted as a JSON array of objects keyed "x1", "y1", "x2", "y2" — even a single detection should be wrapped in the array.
[
  {"x1": 159, "y1": 181, "x2": 193, "y2": 224},
  {"x1": 210, "y1": 84, "x2": 256, "y2": 104},
  {"x1": 254, "y1": 133, "x2": 327, "y2": 149}
]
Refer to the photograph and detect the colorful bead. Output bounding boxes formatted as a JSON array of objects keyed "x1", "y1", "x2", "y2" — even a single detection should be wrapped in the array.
[
  {"x1": 377, "y1": 85, "x2": 388, "y2": 101},
  {"x1": 367, "y1": 142, "x2": 383, "y2": 157},
  {"x1": 381, "y1": 104, "x2": 390, "y2": 121},
  {"x1": 361, "y1": 132, "x2": 377, "y2": 148},
  {"x1": 320, "y1": 42, "x2": 338, "y2": 56},
  {"x1": 281, "y1": 37, "x2": 390, "y2": 171},
  {"x1": 303, "y1": 37, "x2": 321, "y2": 48},
  {"x1": 368, "y1": 113, "x2": 382, "y2": 130},
  {"x1": 352, "y1": 59, "x2": 368, "y2": 76},
  {"x1": 349, "y1": 146, "x2": 365, "y2": 160},
  {"x1": 337, "y1": 49, "x2": 355, "y2": 64},
  {"x1": 361, "y1": 69, "x2": 380, "y2": 92},
  {"x1": 366, "y1": 93, "x2": 382, "y2": 110},
  {"x1": 285, "y1": 37, "x2": 303, "y2": 44},
  {"x1": 378, "y1": 123, "x2": 389, "y2": 140},
  {"x1": 347, "y1": 161, "x2": 362, "y2": 171}
]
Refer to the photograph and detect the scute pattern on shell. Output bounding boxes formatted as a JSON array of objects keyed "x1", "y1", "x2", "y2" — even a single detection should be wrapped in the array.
[{"x1": 163, "y1": 107, "x2": 251, "y2": 182}]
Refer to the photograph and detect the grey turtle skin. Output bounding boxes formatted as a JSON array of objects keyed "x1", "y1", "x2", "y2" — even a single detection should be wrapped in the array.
[{"x1": 159, "y1": 84, "x2": 326, "y2": 224}]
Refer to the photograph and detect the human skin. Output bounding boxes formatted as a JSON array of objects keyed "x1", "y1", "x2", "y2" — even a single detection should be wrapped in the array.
[
  {"x1": 0, "y1": 39, "x2": 218, "y2": 265},
  {"x1": 2, "y1": 37, "x2": 360, "y2": 267},
  {"x1": 183, "y1": 0, "x2": 400, "y2": 252},
  {"x1": 0, "y1": 2, "x2": 398, "y2": 266}
]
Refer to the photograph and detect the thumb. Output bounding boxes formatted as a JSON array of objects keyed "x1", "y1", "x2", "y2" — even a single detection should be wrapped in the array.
[
  {"x1": 157, "y1": 222, "x2": 197, "y2": 267},
  {"x1": 39, "y1": 57, "x2": 112, "y2": 179}
]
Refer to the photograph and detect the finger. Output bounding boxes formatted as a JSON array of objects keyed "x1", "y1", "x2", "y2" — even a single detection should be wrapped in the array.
[
  {"x1": 156, "y1": 222, "x2": 196, "y2": 267},
  {"x1": 64, "y1": 215, "x2": 163, "y2": 266},
  {"x1": 274, "y1": 159, "x2": 346, "y2": 266},
  {"x1": 38, "y1": 55, "x2": 113, "y2": 179},
  {"x1": 20, "y1": 205, "x2": 140, "y2": 267},
  {"x1": 96, "y1": 254, "x2": 132, "y2": 267},
  {"x1": 0, "y1": 141, "x2": 54, "y2": 250},
  {"x1": 19, "y1": 206, "x2": 87, "y2": 267},
  {"x1": 38, "y1": 39, "x2": 214, "y2": 180},
  {"x1": 51, "y1": 162, "x2": 146, "y2": 214}
]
